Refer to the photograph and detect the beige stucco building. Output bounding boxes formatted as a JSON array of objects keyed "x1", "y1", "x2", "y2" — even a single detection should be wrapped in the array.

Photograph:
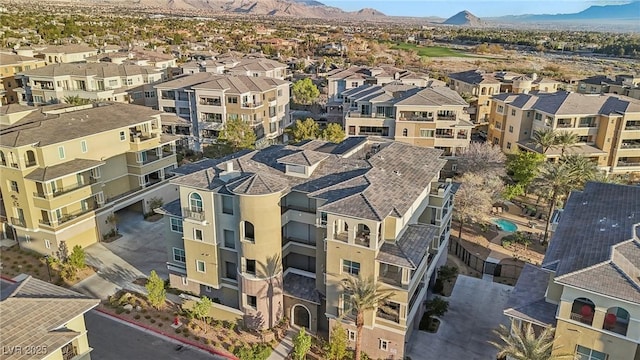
[
  {"x1": 15, "y1": 63, "x2": 163, "y2": 107},
  {"x1": 158, "y1": 137, "x2": 456, "y2": 358},
  {"x1": 343, "y1": 83, "x2": 473, "y2": 156},
  {"x1": 489, "y1": 91, "x2": 640, "y2": 176},
  {"x1": 448, "y1": 70, "x2": 560, "y2": 126},
  {"x1": 1, "y1": 275, "x2": 99, "y2": 360},
  {"x1": 40, "y1": 45, "x2": 98, "y2": 65},
  {"x1": 578, "y1": 74, "x2": 640, "y2": 100},
  {"x1": 0, "y1": 102, "x2": 180, "y2": 256},
  {"x1": 0, "y1": 52, "x2": 46, "y2": 106},
  {"x1": 503, "y1": 182, "x2": 640, "y2": 360},
  {"x1": 155, "y1": 73, "x2": 291, "y2": 151}
]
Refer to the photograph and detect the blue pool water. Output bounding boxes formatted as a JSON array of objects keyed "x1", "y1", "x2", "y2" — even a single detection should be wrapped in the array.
[{"x1": 492, "y1": 218, "x2": 518, "y2": 233}]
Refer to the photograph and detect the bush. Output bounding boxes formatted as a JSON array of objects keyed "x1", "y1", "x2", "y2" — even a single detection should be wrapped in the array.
[
  {"x1": 134, "y1": 314, "x2": 141, "y2": 319},
  {"x1": 145, "y1": 315, "x2": 151, "y2": 319},
  {"x1": 234, "y1": 343, "x2": 272, "y2": 360},
  {"x1": 158, "y1": 323, "x2": 163, "y2": 327},
  {"x1": 204, "y1": 338, "x2": 211, "y2": 345},
  {"x1": 115, "y1": 307, "x2": 125, "y2": 314},
  {"x1": 175, "y1": 328, "x2": 182, "y2": 334},
  {"x1": 433, "y1": 279, "x2": 444, "y2": 295},
  {"x1": 150, "y1": 319, "x2": 156, "y2": 323}
]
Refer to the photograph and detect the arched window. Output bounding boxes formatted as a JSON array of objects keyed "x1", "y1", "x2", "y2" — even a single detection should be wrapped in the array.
[
  {"x1": 570, "y1": 297, "x2": 595, "y2": 326},
  {"x1": 402, "y1": 129, "x2": 408, "y2": 137},
  {"x1": 488, "y1": 87, "x2": 494, "y2": 95},
  {"x1": 25, "y1": 150, "x2": 36, "y2": 167},
  {"x1": 244, "y1": 221, "x2": 255, "y2": 242},
  {"x1": 481, "y1": 87, "x2": 487, "y2": 95},
  {"x1": 0, "y1": 151, "x2": 5, "y2": 166},
  {"x1": 189, "y1": 193, "x2": 203, "y2": 212},
  {"x1": 604, "y1": 307, "x2": 629, "y2": 336},
  {"x1": 356, "y1": 224, "x2": 370, "y2": 247}
]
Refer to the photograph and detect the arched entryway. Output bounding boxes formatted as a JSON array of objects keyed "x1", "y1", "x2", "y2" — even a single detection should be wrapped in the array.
[{"x1": 291, "y1": 304, "x2": 311, "y2": 329}]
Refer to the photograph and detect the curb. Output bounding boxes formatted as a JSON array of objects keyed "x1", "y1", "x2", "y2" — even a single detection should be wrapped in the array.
[
  {"x1": 95, "y1": 308, "x2": 238, "y2": 360},
  {"x1": 0, "y1": 275, "x2": 16, "y2": 282}
]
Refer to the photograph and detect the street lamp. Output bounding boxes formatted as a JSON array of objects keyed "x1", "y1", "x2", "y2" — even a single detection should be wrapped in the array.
[{"x1": 43, "y1": 255, "x2": 52, "y2": 282}]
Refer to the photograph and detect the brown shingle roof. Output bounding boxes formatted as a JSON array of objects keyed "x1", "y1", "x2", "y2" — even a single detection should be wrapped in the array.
[
  {"x1": 24, "y1": 159, "x2": 104, "y2": 182},
  {"x1": 376, "y1": 224, "x2": 440, "y2": 269},
  {"x1": 20, "y1": 62, "x2": 161, "y2": 78}
]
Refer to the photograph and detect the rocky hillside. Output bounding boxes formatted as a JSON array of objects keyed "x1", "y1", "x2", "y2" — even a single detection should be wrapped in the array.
[{"x1": 443, "y1": 10, "x2": 483, "y2": 26}]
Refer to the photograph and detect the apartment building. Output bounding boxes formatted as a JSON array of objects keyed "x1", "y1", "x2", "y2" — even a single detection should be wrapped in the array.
[
  {"x1": 448, "y1": 70, "x2": 560, "y2": 125},
  {"x1": 155, "y1": 73, "x2": 290, "y2": 151},
  {"x1": 86, "y1": 48, "x2": 177, "y2": 78},
  {"x1": 0, "y1": 52, "x2": 46, "y2": 105},
  {"x1": 0, "y1": 102, "x2": 179, "y2": 256},
  {"x1": 489, "y1": 91, "x2": 640, "y2": 175},
  {"x1": 1, "y1": 275, "x2": 99, "y2": 360},
  {"x1": 503, "y1": 182, "x2": 640, "y2": 360},
  {"x1": 179, "y1": 57, "x2": 288, "y2": 80},
  {"x1": 577, "y1": 74, "x2": 640, "y2": 100},
  {"x1": 157, "y1": 138, "x2": 455, "y2": 359},
  {"x1": 343, "y1": 83, "x2": 473, "y2": 156},
  {"x1": 40, "y1": 45, "x2": 98, "y2": 65},
  {"x1": 15, "y1": 62, "x2": 163, "y2": 107},
  {"x1": 326, "y1": 66, "x2": 433, "y2": 103}
]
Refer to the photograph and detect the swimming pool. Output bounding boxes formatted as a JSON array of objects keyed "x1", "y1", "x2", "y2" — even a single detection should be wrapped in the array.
[{"x1": 492, "y1": 218, "x2": 518, "y2": 233}]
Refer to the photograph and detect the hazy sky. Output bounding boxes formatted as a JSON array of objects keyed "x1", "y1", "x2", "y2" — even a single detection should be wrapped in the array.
[{"x1": 320, "y1": 0, "x2": 635, "y2": 18}]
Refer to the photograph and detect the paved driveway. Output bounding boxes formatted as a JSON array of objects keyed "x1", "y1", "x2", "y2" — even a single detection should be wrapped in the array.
[
  {"x1": 73, "y1": 210, "x2": 168, "y2": 299},
  {"x1": 407, "y1": 275, "x2": 512, "y2": 360}
]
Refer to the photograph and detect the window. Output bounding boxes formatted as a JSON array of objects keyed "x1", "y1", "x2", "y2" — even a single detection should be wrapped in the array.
[
  {"x1": 170, "y1": 218, "x2": 183, "y2": 233},
  {"x1": 189, "y1": 193, "x2": 203, "y2": 212},
  {"x1": 222, "y1": 196, "x2": 233, "y2": 214},
  {"x1": 196, "y1": 260, "x2": 206, "y2": 273},
  {"x1": 45, "y1": 239, "x2": 51, "y2": 249},
  {"x1": 506, "y1": 142, "x2": 512, "y2": 150},
  {"x1": 379, "y1": 339, "x2": 389, "y2": 351},
  {"x1": 351, "y1": 81, "x2": 358, "y2": 87},
  {"x1": 534, "y1": 113, "x2": 542, "y2": 121},
  {"x1": 0, "y1": 151, "x2": 5, "y2": 166},
  {"x1": 178, "y1": 107, "x2": 190, "y2": 115},
  {"x1": 497, "y1": 105, "x2": 504, "y2": 113},
  {"x1": 225, "y1": 261, "x2": 237, "y2": 280},
  {"x1": 9, "y1": 181, "x2": 18, "y2": 193},
  {"x1": 144, "y1": 91, "x2": 156, "y2": 98},
  {"x1": 342, "y1": 260, "x2": 360, "y2": 276},
  {"x1": 172, "y1": 248, "x2": 186, "y2": 263},
  {"x1": 277, "y1": 89, "x2": 283, "y2": 97},
  {"x1": 420, "y1": 129, "x2": 434, "y2": 138},
  {"x1": 108, "y1": 79, "x2": 118, "y2": 87},
  {"x1": 508, "y1": 125, "x2": 514, "y2": 133},
  {"x1": 247, "y1": 295, "x2": 257, "y2": 308},
  {"x1": 244, "y1": 221, "x2": 255, "y2": 242},
  {"x1": 202, "y1": 113, "x2": 223, "y2": 123},
  {"x1": 163, "y1": 106, "x2": 176, "y2": 113},
  {"x1": 347, "y1": 329, "x2": 356, "y2": 341},
  {"x1": 227, "y1": 96, "x2": 238, "y2": 104},
  {"x1": 223, "y1": 230, "x2": 235, "y2": 249},
  {"x1": 24, "y1": 235, "x2": 31, "y2": 242},
  {"x1": 575, "y1": 346, "x2": 607, "y2": 360},
  {"x1": 58, "y1": 146, "x2": 65, "y2": 159},
  {"x1": 194, "y1": 229, "x2": 203, "y2": 241},
  {"x1": 246, "y1": 259, "x2": 256, "y2": 275},
  {"x1": 203, "y1": 285, "x2": 212, "y2": 292},
  {"x1": 320, "y1": 212, "x2": 327, "y2": 226},
  {"x1": 402, "y1": 128, "x2": 408, "y2": 136},
  {"x1": 511, "y1": 109, "x2": 516, "y2": 116},
  {"x1": 342, "y1": 293, "x2": 354, "y2": 315},
  {"x1": 119, "y1": 131, "x2": 126, "y2": 141},
  {"x1": 81, "y1": 140, "x2": 88, "y2": 153}
]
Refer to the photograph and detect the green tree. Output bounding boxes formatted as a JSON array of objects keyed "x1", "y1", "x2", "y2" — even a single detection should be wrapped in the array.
[
  {"x1": 555, "y1": 131, "x2": 578, "y2": 156},
  {"x1": 503, "y1": 183, "x2": 525, "y2": 200},
  {"x1": 489, "y1": 320, "x2": 572, "y2": 360},
  {"x1": 292, "y1": 327, "x2": 312, "y2": 360},
  {"x1": 325, "y1": 323, "x2": 348, "y2": 360},
  {"x1": 291, "y1": 78, "x2": 320, "y2": 105},
  {"x1": 533, "y1": 162, "x2": 579, "y2": 244},
  {"x1": 507, "y1": 151, "x2": 545, "y2": 194},
  {"x1": 341, "y1": 275, "x2": 395, "y2": 360},
  {"x1": 425, "y1": 297, "x2": 449, "y2": 318},
  {"x1": 532, "y1": 129, "x2": 557, "y2": 154},
  {"x1": 437, "y1": 266, "x2": 458, "y2": 283},
  {"x1": 288, "y1": 118, "x2": 320, "y2": 142},
  {"x1": 145, "y1": 270, "x2": 166, "y2": 310},
  {"x1": 321, "y1": 123, "x2": 345, "y2": 143},
  {"x1": 217, "y1": 118, "x2": 256, "y2": 152},
  {"x1": 191, "y1": 296, "x2": 213, "y2": 321},
  {"x1": 63, "y1": 95, "x2": 92, "y2": 105},
  {"x1": 68, "y1": 245, "x2": 86, "y2": 271}
]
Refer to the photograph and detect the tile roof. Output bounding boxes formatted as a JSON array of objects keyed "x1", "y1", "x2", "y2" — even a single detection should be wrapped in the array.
[
  {"x1": 394, "y1": 86, "x2": 467, "y2": 107},
  {"x1": 228, "y1": 58, "x2": 287, "y2": 72},
  {"x1": 376, "y1": 224, "x2": 440, "y2": 269},
  {"x1": 283, "y1": 272, "x2": 321, "y2": 304},
  {"x1": 156, "y1": 73, "x2": 287, "y2": 93},
  {"x1": 277, "y1": 150, "x2": 329, "y2": 166},
  {"x1": 226, "y1": 173, "x2": 289, "y2": 195},
  {"x1": 495, "y1": 91, "x2": 640, "y2": 115},
  {"x1": 0, "y1": 103, "x2": 163, "y2": 147},
  {"x1": 41, "y1": 44, "x2": 97, "y2": 54},
  {"x1": 449, "y1": 70, "x2": 502, "y2": 85},
  {"x1": 172, "y1": 140, "x2": 445, "y2": 221},
  {"x1": 542, "y1": 182, "x2": 640, "y2": 302},
  {"x1": 20, "y1": 62, "x2": 161, "y2": 78},
  {"x1": 0, "y1": 53, "x2": 43, "y2": 66},
  {"x1": 0, "y1": 276, "x2": 98, "y2": 360},
  {"x1": 503, "y1": 264, "x2": 558, "y2": 327},
  {"x1": 24, "y1": 159, "x2": 104, "y2": 182},
  {"x1": 156, "y1": 199, "x2": 182, "y2": 217},
  {"x1": 345, "y1": 82, "x2": 466, "y2": 108}
]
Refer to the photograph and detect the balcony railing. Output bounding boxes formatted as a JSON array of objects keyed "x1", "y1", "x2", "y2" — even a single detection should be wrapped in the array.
[
  {"x1": 435, "y1": 133, "x2": 454, "y2": 138},
  {"x1": 379, "y1": 271, "x2": 403, "y2": 287},
  {"x1": 556, "y1": 123, "x2": 573, "y2": 128},
  {"x1": 242, "y1": 102, "x2": 263, "y2": 108},
  {"x1": 267, "y1": 97, "x2": 277, "y2": 102},
  {"x1": 25, "y1": 160, "x2": 37, "y2": 167},
  {"x1": 376, "y1": 308, "x2": 400, "y2": 323},
  {"x1": 617, "y1": 161, "x2": 640, "y2": 167},
  {"x1": 400, "y1": 116, "x2": 434, "y2": 122},
  {"x1": 354, "y1": 232, "x2": 370, "y2": 247},
  {"x1": 437, "y1": 115, "x2": 457, "y2": 121},
  {"x1": 621, "y1": 143, "x2": 640, "y2": 149},
  {"x1": 624, "y1": 123, "x2": 640, "y2": 130},
  {"x1": 335, "y1": 232, "x2": 348, "y2": 243},
  {"x1": 10, "y1": 162, "x2": 19, "y2": 168},
  {"x1": 183, "y1": 208, "x2": 205, "y2": 221},
  {"x1": 10, "y1": 217, "x2": 25, "y2": 227},
  {"x1": 570, "y1": 312, "x2": 593, "y2": 325},
  {"x1": 200, "y1": 99, "x2": 221, "y2": 106},
  {"x1": 284, "y1": 236, "x2": 316, "y2": 246},
  {"x1": 51, "y1": 178, "x2": 97, "y2": 197},
  {"x1": 58, "y1": 206, "x2": 100, "y2": 225}
]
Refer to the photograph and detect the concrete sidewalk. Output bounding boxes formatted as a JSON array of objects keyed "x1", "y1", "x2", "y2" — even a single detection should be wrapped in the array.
[{"x1": 267, "y1": 329, "x2": 295, "y2": 360}]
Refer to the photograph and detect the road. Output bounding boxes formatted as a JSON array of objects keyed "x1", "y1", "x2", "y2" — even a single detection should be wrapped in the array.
[{"x1": 86, "y1": 311, "x2": 225, "y2": 360}]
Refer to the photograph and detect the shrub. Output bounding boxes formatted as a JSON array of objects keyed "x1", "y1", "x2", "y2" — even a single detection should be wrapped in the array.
[
  {"x1": 158, "y1": 323, "x2": 163, "y2": 327},
  {"x1": 145, "y1": 315, "x2": 151, "y2": 319},
  {"x1": 126, "y1": 310, "x2": 131, "y2": 314},
  {"x1": 175, "y1": 329, "x2": 182, "y2": 334},
  {"x1": 433, "y1": 279, "x2": 444, "y2": 295},
  {"x1": 233, "y1": 343, "x2": 272, "y2": 360},
  {"x1": 115, "y1": 307, "x2": 125, "y2": 314},
  {"x1": 292, "y1": 328, "x2": 312, "y2": 360},
  {"x1": 150, "y1": 319, "x2": 156, "y2": 323},
  {"x1": 134, "y1": 314, "x2": 141, "y2": 319}
]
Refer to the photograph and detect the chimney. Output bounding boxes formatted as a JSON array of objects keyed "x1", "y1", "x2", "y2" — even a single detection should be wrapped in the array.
[{"x1": 226, "y1": 161, "x2": 234, "y2": 173}]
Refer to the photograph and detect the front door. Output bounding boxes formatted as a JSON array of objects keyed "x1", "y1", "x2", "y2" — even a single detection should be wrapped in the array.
[{"x1": 293, "y1": 305, "x2": 310, "y2": 329}]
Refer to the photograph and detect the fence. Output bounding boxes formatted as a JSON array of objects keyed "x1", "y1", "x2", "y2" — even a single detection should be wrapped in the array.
[{"x1": 448, "y1": 237, "x2": 524, "y2": 281}]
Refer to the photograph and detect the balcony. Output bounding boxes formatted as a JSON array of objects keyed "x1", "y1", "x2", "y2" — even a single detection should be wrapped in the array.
[
  {"x1": 437, "y1": 115, "x2": 457, "y2": 121},
  {"x1": 400, "y1": 115, "x2": 434, "y2": 122},
  {"x1": 625, "y1": 122, "x2": 640, "y2": 130},
  {"x1": 335, "y1": 232, "x2": 348, "y2": 243},
  {"x1": 569, "y1": 312, "x2": 594, "y2": 325},
  {"x1": 242, "y1": 101, "x2": 263, "y2": 108},
  {"x1": 57, "y1": 205, "x2": 100, "y2": 225},
  {"x1": 51, "y1": 178, "x2": 97, "y2": 198},
  {"x1": 183, "y1": 208, "x2": 205, "y2": 222},
  {"x1": 379, "y1": 264, "x2": 403, "y2": 287},
  {"x1": 376, "y1": 302, "x2": 400, "y2": 323},
  {"x1": 435, "y1": 132, "x2": 454, "y2": 139},
  {"x1": 556, "y1": 122, "x2": 573, "y2": 128},
  {"x1": 621, "y1": 141, "x2": 640, "y2": 149},
  {"x1": 354, "y1": 231, "x2": 370, "y2": 247},
  {"x1": 199, "y1": 98, "x2": 221, "y2": 106},
  {"x1": 283, "y1": 236, "x2": 316, "y2": 246},
  {"x1": 617, "y1": 160, "x2": 640, "y2": 167}
]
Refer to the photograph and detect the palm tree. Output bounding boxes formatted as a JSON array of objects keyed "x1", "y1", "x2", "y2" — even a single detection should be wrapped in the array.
[
  {"x1": 489, "y1": 319, "x2": 572, "y2": 360},
  {"x1": 531, "y1": 129, "x2": 557, "y2": 154},
  {"x1": 561, "y1": 154, "x2": 598, "y2": 192},
  {"x1": 555, "y1": 131, "x2": 579, "y2": 156},
  {"x1": 533, "y1": 162, "x2": 580, "y2": 244},
  {"x1": 257, "y1": 254, "x2": 282, "y2": 329},
  {"x1": 341, "y1": 275, "x2": 395, "y2": 360}
]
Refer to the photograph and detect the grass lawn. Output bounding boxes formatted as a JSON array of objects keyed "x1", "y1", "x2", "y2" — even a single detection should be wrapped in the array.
[{"x1": 390, "y1": 43, "x2": 472, "y2": 57}]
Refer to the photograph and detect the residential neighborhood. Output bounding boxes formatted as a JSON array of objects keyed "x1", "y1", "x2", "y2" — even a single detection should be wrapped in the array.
[{"x1": 0, "y1": 1, "x2": 639, "y2": 360}]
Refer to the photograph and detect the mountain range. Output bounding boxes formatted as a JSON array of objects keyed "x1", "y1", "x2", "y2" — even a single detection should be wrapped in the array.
[{"x1": 495, "y1": 1, "x2": 640, "y2": 22}]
